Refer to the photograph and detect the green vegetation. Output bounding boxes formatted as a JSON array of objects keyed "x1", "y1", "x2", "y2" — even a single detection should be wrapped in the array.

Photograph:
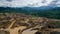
[
  {"x1": 50, "y1": 32, "x2": 60, "y2": 34},
  {"x1": 0, "y1": 10, "x2": 60, "y2": 19},
  {"x1": 49, "y1": 22, "x2": 60, "y2": 28},
  {"x1": 0, "y1": 7, "x2": 60, "y2": 19}
]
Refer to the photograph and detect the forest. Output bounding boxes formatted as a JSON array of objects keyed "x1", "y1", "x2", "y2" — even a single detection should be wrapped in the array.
[{"x1": 0, "y1": 7, "x2": 60, "y2": 19}]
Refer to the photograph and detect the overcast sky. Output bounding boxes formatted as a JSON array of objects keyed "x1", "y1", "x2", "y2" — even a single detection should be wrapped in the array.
[{"x1": 0, "y1": 0, "x2": 60, "y2": 7}]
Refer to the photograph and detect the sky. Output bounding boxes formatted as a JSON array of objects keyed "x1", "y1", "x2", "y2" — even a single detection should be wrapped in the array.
[{"x1": 0, "y1": 0, "x2": 60, "y2": 7}]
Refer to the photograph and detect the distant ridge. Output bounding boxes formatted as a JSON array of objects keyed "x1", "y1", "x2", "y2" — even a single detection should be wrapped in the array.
[{"x1": 0, "y1": 7, "x2": 60, "y2": 12}]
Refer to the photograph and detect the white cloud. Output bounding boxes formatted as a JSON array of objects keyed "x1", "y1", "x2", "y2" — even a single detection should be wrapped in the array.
[
  {"x1": 0, "y1": 0, "x2": 60, "y2": 7},
  {"x1": 56, "y1": 0, "x2": 60, "y2": 7}
]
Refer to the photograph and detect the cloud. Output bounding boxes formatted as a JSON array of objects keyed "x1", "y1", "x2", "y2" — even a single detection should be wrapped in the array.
[
  {"x1": 6, "y1": 0, "x2": 12, "y2": 2},
  {"x1": 0, "y1": 0, "x2": 60, "y2": 7},
  {"x1": 56, "y1": 0, "x2": 60, "y2": 7}
]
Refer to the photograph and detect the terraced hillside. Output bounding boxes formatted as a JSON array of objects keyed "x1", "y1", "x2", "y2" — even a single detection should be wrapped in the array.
[{"x1": 0, "y1": 13, "x2": 60, "y2": 34}]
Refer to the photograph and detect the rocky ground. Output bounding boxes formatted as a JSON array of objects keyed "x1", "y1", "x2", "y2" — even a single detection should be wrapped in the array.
[{"x1": 0, "y1": 13, "x2": 60, "y2": 34}]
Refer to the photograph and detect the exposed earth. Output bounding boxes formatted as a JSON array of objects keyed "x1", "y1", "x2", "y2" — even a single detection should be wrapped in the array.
[{"x1": 0, "y1": 13, "x2": 60, "y2": 34}]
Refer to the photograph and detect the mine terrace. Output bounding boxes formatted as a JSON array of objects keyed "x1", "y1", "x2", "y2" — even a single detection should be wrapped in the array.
[{"x1": 0, "y1": 13, "x2": 60, "y2": 34}]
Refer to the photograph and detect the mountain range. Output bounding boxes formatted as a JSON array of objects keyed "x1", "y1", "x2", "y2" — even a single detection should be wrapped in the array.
[{"x1": 0, "y1": 7, "x2": 60, "y2": 12}]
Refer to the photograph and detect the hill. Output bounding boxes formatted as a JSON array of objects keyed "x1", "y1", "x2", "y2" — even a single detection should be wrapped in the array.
[{"x1": 0, "y1": 7, "x2": 60, "y2": 19}]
